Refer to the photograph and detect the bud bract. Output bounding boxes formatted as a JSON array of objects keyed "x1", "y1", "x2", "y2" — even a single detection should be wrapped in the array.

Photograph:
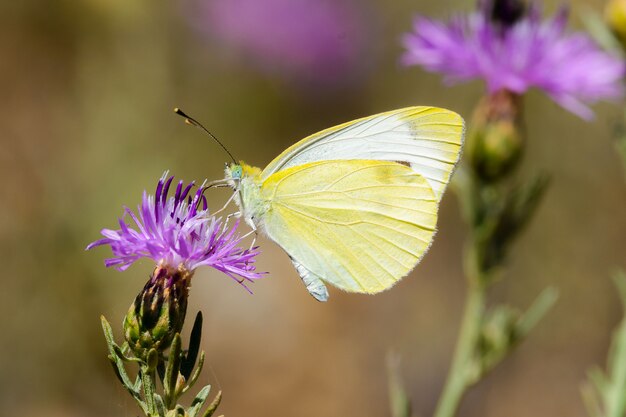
[
  {"x1": 467, "y1": 90, "x2": 524, "y2": 182},
  {"x1": 124, "y1": 264, "x2": 192, "y2": 359}
]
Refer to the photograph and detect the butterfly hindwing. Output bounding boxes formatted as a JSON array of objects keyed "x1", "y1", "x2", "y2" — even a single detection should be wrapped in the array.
[
  {"x1": 289, "y1": 257, "x2": 329, "y2": 302},
  {"x1": 259, "y1": 159, "x2": 438, "y2": 297}
]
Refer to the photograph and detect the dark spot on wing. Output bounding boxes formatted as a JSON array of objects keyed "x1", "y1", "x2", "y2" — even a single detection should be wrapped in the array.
[{"x1": 393, "y1": 160, "x2": 411, "y2": 167}]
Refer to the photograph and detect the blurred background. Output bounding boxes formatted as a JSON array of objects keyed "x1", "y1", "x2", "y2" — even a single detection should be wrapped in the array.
[{"x1": 1, "y1": 0, "x2": 625, "y2": 416}]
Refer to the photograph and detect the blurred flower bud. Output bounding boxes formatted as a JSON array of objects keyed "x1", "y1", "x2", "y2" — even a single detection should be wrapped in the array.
[
  {"x1": 124, "y1": 264, "x2": 192, "y2": 360},
  {"x1": 467, "y1": 90, "x2": 524, "y2": 182},
  {"x1": 606, "y1": 0, "x2": 626, "y2": 50}
]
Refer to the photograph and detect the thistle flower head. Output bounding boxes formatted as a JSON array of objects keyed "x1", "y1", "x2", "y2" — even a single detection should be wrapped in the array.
[
  {"x1": 87, "y1": 172, "x2": 262, "y2": 290},
  {"x1": 402, "y1": 0, "x2": 625, "y2": 119}
]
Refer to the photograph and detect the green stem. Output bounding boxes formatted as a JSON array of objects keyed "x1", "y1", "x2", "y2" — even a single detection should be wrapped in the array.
[
  {"x1": 604, "y1": 272, "x2": 626, "y2": 417},
  {"x1": 141, "y1": 365, "x2": 158, "y2": 416},
  {"x1": 606, "y1": 344, "x2": 626, "y2": 417},
  {"x1": 433, "y1": 279, "x2": 485, "y2": 417}
]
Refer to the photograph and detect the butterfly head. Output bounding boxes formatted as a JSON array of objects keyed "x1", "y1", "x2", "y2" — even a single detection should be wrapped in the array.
[
  {"x1": 224, "y1": 162, "x2": 262, "y2": 188},
  {"x1": 224, "y1": 162, "x2": 265, "y2": 230},
  {"x1": 226, "y1": 163, "x2": 243, "y2": 180}
]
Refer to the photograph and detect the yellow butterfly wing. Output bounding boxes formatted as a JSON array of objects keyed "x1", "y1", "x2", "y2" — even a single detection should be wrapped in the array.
[
  {"x1": 261, "y1": 106, "x2": 465, "y2": 201},
  {"x1": 259, "y1": 159, "x2": 438, "y2": 301}
]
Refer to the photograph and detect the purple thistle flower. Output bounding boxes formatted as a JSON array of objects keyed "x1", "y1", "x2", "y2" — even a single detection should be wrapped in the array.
[
  {"x1": 87, "y1": 172, "x2": 263, "y2": 291},
  {"x1": 402, "y1": 2, "x2": 625, "y2": 120}
]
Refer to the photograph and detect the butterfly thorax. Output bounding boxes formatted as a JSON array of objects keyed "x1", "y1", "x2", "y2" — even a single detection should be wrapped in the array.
[{"x1": 224, "y1": 162, "x2": 268, "y2": 231}]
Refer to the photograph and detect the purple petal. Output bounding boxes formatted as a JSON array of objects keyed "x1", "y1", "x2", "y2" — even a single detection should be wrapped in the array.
[{"x1": 87, "y1": 173, "x2": 265, "y2": 291}]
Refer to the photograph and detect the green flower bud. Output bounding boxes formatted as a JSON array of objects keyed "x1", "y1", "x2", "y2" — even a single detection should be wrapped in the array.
[
  {"x1": 606, "y1": 0, "x2": 626, "y2": 51},
  {"x1": 467, "y1": 89, "x2": 523, "y2": 182},
  {"x1": 124, "y1": 264, "x2": 192, "y2": 360}
]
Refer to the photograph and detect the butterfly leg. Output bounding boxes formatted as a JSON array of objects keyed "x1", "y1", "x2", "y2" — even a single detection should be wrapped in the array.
[
  {"x1": 212, "y1": 191, "x2": 237, "y2": 217},
  {"x1": 222, "y1": 211, "x2": 240, "y2": 233},
  {"x1": 238, "y1": 228, "x2": 258, "y2": 251},
  {"x1": 249, "y1": 232, "x2": 257, "y2": 250}
]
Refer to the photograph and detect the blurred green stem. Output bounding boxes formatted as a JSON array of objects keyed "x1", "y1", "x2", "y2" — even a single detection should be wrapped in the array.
[
  {"x1": 387, "y1": 352, "x2": 412, "y2": 417},
  {"x1": 428, "y1": 91, "x2": 554, "y2": 417},
  {"x1": 605, "y1": 348, "x2": 626, "y2": 417},
  {"x1": 617, "y1": 108, "x2": 626, "y2": 179},
  {"x1": 433, "y1": 277, "x2": 485, "y2": 417},
  {"x1": 583, "y1": 272, "x2": 626, "y2": 417},
  {"x1": 605, "y1": 273, "x2": 626, "y2": 417}
]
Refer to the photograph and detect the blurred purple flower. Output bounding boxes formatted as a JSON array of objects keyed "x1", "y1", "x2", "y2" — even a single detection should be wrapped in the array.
[
  {"x1": 87, "y1": 172, "x2": 262, "y2": 290},
  {"x1": 192, "y1": 0, "x2": 369, "y2": 85},
  {"x1": 402, "y1": 3, "x2": 625, "y2": 119}
]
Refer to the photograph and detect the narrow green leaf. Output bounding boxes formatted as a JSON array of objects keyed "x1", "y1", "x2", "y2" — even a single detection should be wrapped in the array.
[
  {"x1": 140, "y1": 365, "x2": 158, "y2": 415},
  {"x1": 183, "y1": 351, "x2": 206, "y2": 395},
  {"x1": 182, "y1": 312, "x2": 203, "y2": 380},
  {"x1": 175, "y1": 373, "x2": 186, "y2": 399},
  {"x1": 187, "y1": 385, "x2": 211, "y2": 417},
  {"x1": 146, "y1": 348, "x2": 159, "y2": 372},
  {"x1": 154, "y1": 393, "x2": 166, "y2": 417},
  {"x1": 101, "y1": 316, "x2": 115, "y2": 346},
  {"x1": 133, "y1": 373, "x2": 142, "y2": 392},
  {"x1": 121, "y1": 341, "x2": 131, "y2": 357},
  {"x1": 516, "y1": 287, "x2": 558, "y2": 338},
  {"x1": 477, "y1": 305, "x2": 520, "y2": 374},
  {"x1": 102, "y1": 317, "x2": 141, "y2": 395},
  {"x1": 109, "y1": 350, "x2": 137, "y2": 394},
  {"x1": 157, "y1": 359, "x2": 166, "y2": 385},
  {"x1": 201, "y1": 390, "x2": 222, "y2": 417},
  {"x1": 101, "y1": 317, "x2": 147, "y2": 413},
  {"x1": 107, "y1": 355, "x2": 127, "y2": 387},
  {"x1": 164, "y1": 333, "x2": 183, "y2": 407},
  {"x1": 476, "y1": 174, "x2": 549, "y2": 273},
  {"x1": 113, "y1": 344, "x2": 142, "y2": 363}
]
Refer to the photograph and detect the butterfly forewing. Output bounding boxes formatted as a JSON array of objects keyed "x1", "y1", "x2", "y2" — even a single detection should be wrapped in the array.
[{"x1": 260, "y1": 106, "x2": 464, "y2": 200}]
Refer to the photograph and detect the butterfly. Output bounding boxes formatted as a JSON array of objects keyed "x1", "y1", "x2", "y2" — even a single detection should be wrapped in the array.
[{"x1": 180, "y1": 107, "x2": 464, "y2": 301}]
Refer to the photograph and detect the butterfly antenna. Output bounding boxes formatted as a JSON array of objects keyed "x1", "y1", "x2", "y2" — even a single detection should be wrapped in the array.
[{"x1": 174, "y1": 107, "x2": 237, "y2": 164}]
